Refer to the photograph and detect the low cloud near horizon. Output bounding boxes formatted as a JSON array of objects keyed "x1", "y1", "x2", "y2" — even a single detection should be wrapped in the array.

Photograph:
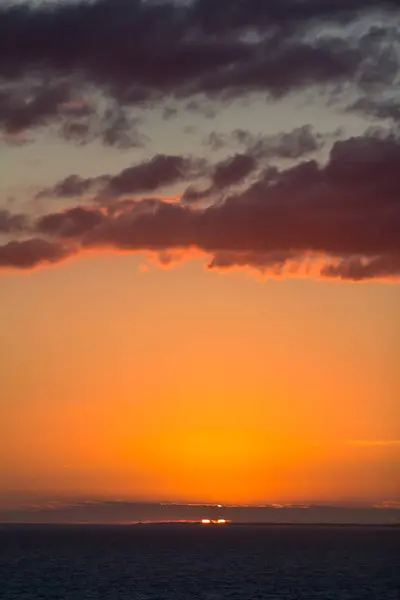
[{"x1": 1, "y1": 497, "x2": 399, "y2": 525}]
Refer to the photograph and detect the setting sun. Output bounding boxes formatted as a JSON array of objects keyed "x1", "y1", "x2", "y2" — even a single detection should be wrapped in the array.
[{"x1": 201, "y1": 519, "x2": 229, "y2": 525}]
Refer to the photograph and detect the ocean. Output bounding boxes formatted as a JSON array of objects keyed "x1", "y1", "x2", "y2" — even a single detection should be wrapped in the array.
[{"x1": 0, "y1": 525, "x2": 399, "y2": 599}]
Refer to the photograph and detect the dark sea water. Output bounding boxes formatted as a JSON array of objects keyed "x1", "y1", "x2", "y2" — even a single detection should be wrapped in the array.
[{"x1": 0, "y1": 525, "x2": 399, "y2": 600}]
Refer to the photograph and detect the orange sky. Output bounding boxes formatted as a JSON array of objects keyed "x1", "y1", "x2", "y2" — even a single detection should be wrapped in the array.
[{"x1": 1, "y1": 254, "x2": 399, "y2": 505}]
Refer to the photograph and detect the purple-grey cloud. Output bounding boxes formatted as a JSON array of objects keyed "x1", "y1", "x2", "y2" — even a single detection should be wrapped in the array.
[
  {"x1": 105, "y1": 155, "x2": 199, "y2": 196},
  {"x1": 11, "y1": 132, "x2": 397, "y2": 281},
  {"x1": 42, "y1": 127, "x2": 325, "y2": 208},
  {"x1": 205, "y1": 125, "x2": 324, "y2": 159},
  {"x1": 37, "y1": 207, "x2": 105, "y2": 238},
  {"x1": 349, "y1": 97, "x2": 400, "y2": 122},
  {"x1": 0, "y1": 81, "x2": 86, "y2": 135},
  {"x1": 0, "y1": 79, "x2": 148, "y2": 148},
  {"x1": 212, "y1": 154, "x2": 257, "y2": 189},
  {"x1": 38, "y1": 155, "x2": 201, "y2": 200},
  {"x1": 0, "y1": 238, "x2": 69, "y2": 269},
  {"x1": 0, "y1": 0, "x2": 397, "y2": 114},
  {"x1": 0, "y1": 209, "x2": 27, "y2": 233}
]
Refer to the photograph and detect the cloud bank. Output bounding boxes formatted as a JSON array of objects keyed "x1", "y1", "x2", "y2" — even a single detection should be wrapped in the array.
[
  {"x1": 0, "y1": 0, "x2": 398, "y2": 140},
  {"x1": 1, "y1": 130, "x2": 399, "y2": 281},
  {"x1": 1, "y1": 499, "x2": 399, "y2": 525},
  {"x1": 0, "y1": 0, "x2": 399, "y2": 281}
]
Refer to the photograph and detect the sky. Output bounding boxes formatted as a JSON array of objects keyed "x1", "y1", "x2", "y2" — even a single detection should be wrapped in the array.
[{"x1": 0, "y1": 0, "x2": 399, "y2": 523}]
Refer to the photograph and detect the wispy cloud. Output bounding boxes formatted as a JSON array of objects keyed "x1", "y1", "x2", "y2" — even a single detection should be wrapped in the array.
[{"x1": 347, "y1": 440, "x2": 400, "y2": 447}]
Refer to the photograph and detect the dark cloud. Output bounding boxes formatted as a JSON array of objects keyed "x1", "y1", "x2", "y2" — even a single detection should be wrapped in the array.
[
  {"x1": 212, "y1": 154, "x2": 257, "y2": 189},
  {"x1": 0, "y1": 0, "x2": 397, "y2": 111},
  {"x1": 184, "y1": 127, "x2": 324, "y2": 204},
  {"x1": 250, "y1": 125, "x2": 324, "y2": 159},
  {"x1": 0, "y1": 210, "x2": 26, "y2": 233},
  {"x1": 356, "y1": 25, "x2": 400, "y2": 89},
  {"x1": 61, "y1": 121, "x2": 91, "y2": 143},
  {"x1": 162, "y1": 105, "x2": 179, "y2": 121},
  {"x1": 190, "y1": 0, "x2": 399, "y2": 33},
  {"x1": 0, "y1": 1, "x2": 253, "y2": 92},
  {"x1": 25, "y1": 132, "x2": 400, "y2": 281},
  {"x1": 0, "y1": 78, "x2": 149, "y2": 148},
  {"x1": 0, "y1": 0, "x2": 397, "y2": 153},
  {"x1": 37, "y1": 174, "x2": 106, "y2": 199},
  {"x1": 321, "y1": 255, "x2": 400, "y2": 281},
  {"x1": 105, "y1": 155, "x2": 198, "y2": 196},
  {"x1": 206, "y1": 126, "x2": 323, "y2": 159},
  {"x1": 181, "y1": 153, "x2": 257, "y2": 205},
  {"x1": 205, "y1": 132, "x2": 227, "y2": 152},
  {"x1": 37, "y1": 207, "x2": 104, "y2": 238},
  {"x1": 208, "y1": 250, "x2": 298, "y2": 275},
  {"x1": 0, "y1": 238, "x2": 70, "y2": 269},
  {"x1": 0, "y1": 81, "x2": 91, "y2": 136},
  {"x1": 350, "y1": 97, "x2": 400, "y2": 122},
  {"x1": 198, "y1": 37, "x2": 366, "y2": 99},
  {"x1": 62, "y1": 106, "x2": 149, "y2": 149},
  {"x1": 38, "y1": 154, "x2": 200, "y2": 200},
  {"x1": 184, "y1": 99, "x2": 217, "y2": 119}
]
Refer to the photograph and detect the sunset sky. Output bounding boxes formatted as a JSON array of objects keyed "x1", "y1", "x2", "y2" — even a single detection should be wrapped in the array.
[{"x1": 0, "y1": 0, "x2": 399, "y2": 520}]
